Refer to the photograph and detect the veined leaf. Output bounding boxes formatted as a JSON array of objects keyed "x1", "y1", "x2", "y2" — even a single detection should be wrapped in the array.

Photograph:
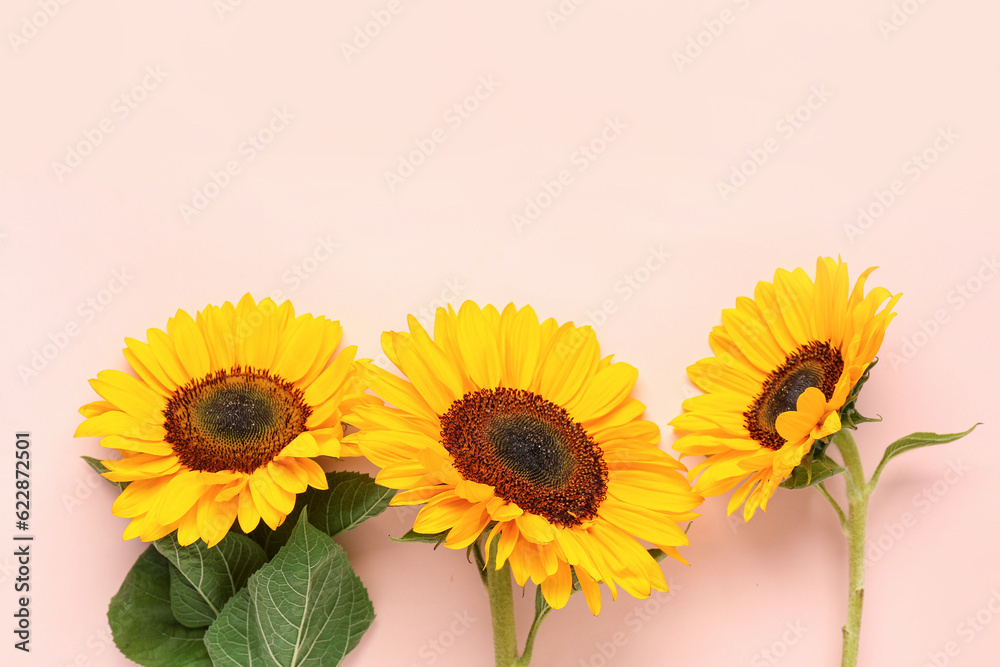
[
  {"x1": 154, "y1": 533, "x2": 266, "y2": 628},
  {"x1": 869, "y1": 425, "x2": 979, "y2": 488},
  {"x1": 107, "y1": 546, "x2": 212, "y2": 667},
  {"x1": 205, "y1": 510, "x2": 375, "y2": 667}
]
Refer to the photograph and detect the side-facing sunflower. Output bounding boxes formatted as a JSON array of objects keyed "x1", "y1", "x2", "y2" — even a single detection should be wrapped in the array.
[
  {"x1": 347, "y1": 302, "x2": 702, "y2": 615},
  {"x1": 75, "y1": 294, "x2": 371, "y2": 547},
  {"x1": 671, "y1": 257, "x2": 900, "y2": 520}
]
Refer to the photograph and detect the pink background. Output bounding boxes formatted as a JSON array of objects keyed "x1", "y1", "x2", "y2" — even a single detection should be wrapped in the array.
[{"x1": 2, "y1": 1, "x2": 998, "y2": 665}]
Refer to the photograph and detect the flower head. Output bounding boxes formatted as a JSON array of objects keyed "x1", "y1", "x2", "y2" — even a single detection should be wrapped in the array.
[
  {"x1": 672, "y1": 257, "x2": 900, "y2": 519},
  {"x1": 75, "y1": 294, "x2": 371, "y2": 547},
  {"x1": 349, "y1": 302, "x2": 702, "y2": 614}
]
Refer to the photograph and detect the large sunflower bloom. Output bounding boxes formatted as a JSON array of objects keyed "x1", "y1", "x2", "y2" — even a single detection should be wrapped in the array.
[
  {"x1": 672, "y1": 257, "x2": 901, "y2": 520},
  {"x1": 347, "y1": 302, "x2": 702, "y2": 615},
  {"x1": 75, "y1": 294, "x2": 371, "y2": 547}
]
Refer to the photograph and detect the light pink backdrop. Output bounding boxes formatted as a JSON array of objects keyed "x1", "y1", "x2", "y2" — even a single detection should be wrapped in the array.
[{"x1": 2, "y1": 1, "x2": 998, "y2": 665}]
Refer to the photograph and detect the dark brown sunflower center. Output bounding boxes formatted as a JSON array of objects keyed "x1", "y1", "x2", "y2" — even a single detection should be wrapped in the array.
[
  {"x1": 163, "y1": 367, "x2": 311, "y2": 474},
  {"x1": 439, "y1": 387, "x2": 607, "y2": 527},
  {"x1": 744, "y1": 341, "x2": 844, "y2": 450}
]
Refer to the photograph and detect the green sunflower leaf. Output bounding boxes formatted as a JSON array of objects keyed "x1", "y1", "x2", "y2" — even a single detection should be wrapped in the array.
[
  {"x1": 204, "y1": 510, "x2": 375, "y2": 667},
  {"x1": 81, "y1": 455, "x2": 127, "y2": 490},
  {"x1": 869, "y1": 424, "x2": 979, "y2": 489},
  {"x1": 392, "y1": 529, "x2": 450, "y2": 546},
  {"x1": 107, "y1": 546, "x2": 212, "y2": 667},
  {"x1": 249, "y1": 471, "x2": 393, "y2": 558},
  {"x1": 780, "y1": 455, "x2": 846, "y2": 490},
  {"x1": 154, "y1": 533, "x2": 267, "y2": 629},
  {"x1": 308, "y1": 471, "x2": 395, "y2": 536}
]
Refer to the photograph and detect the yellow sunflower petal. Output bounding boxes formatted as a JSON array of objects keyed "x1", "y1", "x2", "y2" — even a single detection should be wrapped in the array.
[
  {"x1": 500, "y1": 304, "x2": 541, "y2": 389},
  {"x1": 89, "y1": 370, "x2": 167, "y2": 425},
  {"x1": 147, "y1": 327, "x2": 190, "y2": 387},
  {"x1": 167, "y1": 309, "x2": 213, "y2": 380},
  {"x1": 456, "y1": 301, "x2": 502, "y2": 389}
]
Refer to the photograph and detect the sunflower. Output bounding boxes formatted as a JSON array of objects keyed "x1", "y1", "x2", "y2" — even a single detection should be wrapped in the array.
[
  {"x1": 671, "y1": 257, "x2": 900, "y2": 520},
  {"x1": 75, "y1": 294, "x2": 371, "y2": 547},
  {"x1": 346, "y1": 302, "x2": 701, "y2": 615}
]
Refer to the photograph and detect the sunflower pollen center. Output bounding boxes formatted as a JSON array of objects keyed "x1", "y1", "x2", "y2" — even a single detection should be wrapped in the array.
[
  {"x1": 486, "y1": 415, "x2": 576, "y2": 490},
  {"x1": 439, "y1": 387, "x2": 607, "y2": 527},
  {"x1": 744, "y1": 341, "x2": 844, "y2": 450},
  {"x1": 163, "y1": 367, "x2": 311, "y2": 474}
]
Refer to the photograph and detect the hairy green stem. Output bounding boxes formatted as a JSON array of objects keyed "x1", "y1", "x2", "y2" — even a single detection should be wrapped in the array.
[
  {"x1": 485, "y1": 556, "x2": 518, "y2": 667},
  {"x1": 516, "y1": 605, "x2": 550, "y2": 667},
  {"x1": 832, "y1": 429, "x2": 870, "y2": 667}
]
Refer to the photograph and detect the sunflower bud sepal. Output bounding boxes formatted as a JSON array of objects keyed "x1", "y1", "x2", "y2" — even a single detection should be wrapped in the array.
[
  {"x1": 780, "y1": 454, "x2": 846, "y2": 490},
  {"x1": 838, "y1": 360, "x2": 883, "y2": 431}
]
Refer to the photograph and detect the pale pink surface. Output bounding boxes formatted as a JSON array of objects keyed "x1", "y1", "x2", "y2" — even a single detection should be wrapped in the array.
[{"x1": 2, "y1": 1, "x2": 999, "y2": 665}]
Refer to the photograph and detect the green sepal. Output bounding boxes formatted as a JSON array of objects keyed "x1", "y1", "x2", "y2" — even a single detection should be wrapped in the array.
[
  {"x1": 838, "y1": 359, "x2": 882, "y2": 430},
  {"x1": 780, "y1": 454, "x2": 846, "y2": 490},
  {"x1": 81, "y1": 455, "x2": 127, "y2": 491},
  {"x1": 392, "y1": 529, "x2": 450, "y2": 546},
  {"x1": 534, "y1": 583, "x2": 550, "y2": 616},
  {"x1": 107, "y1": 546, "x2": 213, "y2": 667},
  {"x1": 869, "y1": 424, "x2": 979, "y2": 489}
]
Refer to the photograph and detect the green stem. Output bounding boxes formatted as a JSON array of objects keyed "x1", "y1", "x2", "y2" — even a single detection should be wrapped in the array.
[
  {"x1": 516, "y1": 605, "x2": 550, "y2": 667},
  {"x1": 832, "y1": 429, "x2": 870, "y2": 667},
  {"x1": 485, "y1": 554, "x2": 518, "y2": 667},
  {"x1": 817, "y1": 481, "x2": 847, "y2": 529}
]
